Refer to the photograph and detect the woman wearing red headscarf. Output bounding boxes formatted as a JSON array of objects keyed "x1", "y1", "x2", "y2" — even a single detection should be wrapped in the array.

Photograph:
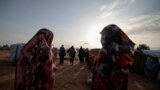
[
  {"x1": 15, "y1": 28, "x2": 57, "y2": 90},
  {"x1": 91, "y1": 24, "x2": 135, "y2": 90}
]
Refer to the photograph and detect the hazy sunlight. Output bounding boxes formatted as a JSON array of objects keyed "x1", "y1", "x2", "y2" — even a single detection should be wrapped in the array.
[{"x1": 87, "y1": 24, "x2": 104, "y2": 48}]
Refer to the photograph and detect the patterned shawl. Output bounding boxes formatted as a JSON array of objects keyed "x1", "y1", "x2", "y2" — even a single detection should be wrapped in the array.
[
  {"x1": 92, "y1": 24, "x2": 135, "y2": 90},
  {"x1": 15, "y1": 28, "x2": 57, "y2": 90}
]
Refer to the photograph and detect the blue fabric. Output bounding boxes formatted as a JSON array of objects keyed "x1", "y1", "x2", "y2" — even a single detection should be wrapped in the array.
[{"x1": 144, "y1": 58, "x2": 159, "y2": 77}]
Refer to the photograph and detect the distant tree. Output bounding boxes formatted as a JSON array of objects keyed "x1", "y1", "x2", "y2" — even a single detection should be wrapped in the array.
[
  {"x1": 3, "y1": 44, "x2": 9, "y2": 47},
  {"x1": 0, "y1": 44, "x2": 10, "y2": 50},
  {"x1": 136, "y1": 44, "x2": 150, "y2": 51},
  {"x1": 0, "y1": 45, "x2": 2, "y2": 50}
]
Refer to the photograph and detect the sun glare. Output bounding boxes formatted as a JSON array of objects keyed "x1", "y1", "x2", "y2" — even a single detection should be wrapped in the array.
[{"x1": 87, "y1": 24, "x2": 104, "y2": 48}]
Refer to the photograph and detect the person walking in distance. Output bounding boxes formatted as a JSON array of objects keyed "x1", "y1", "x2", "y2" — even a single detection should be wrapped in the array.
[
  {"x1": 78, "y1": 46, "x2": 85, "y2": 63},
  {"x1": 68, "y1": 46, "x2": 76, "y2": 65},
  {"x1": 59, "y1": 44, "x2": 66, "y2": 65},
  {"x1": 85, "y1": 48, "x2": 89, "y2": 64}
]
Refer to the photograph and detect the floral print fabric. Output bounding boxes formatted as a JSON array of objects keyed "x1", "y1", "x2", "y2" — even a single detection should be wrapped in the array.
[
  {"x1": 15, "y1": 28, "x2": 57, "y2": 90},
  {"x1": 92, "y1": 24, "x2": 135, "y2": 90}
]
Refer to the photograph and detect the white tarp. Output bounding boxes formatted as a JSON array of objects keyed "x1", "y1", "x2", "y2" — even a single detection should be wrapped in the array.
[{"x1": 9, "y1": 43, "x2": 24, "y2": 63}]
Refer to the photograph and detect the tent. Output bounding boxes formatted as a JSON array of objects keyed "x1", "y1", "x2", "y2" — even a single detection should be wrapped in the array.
[
  {"x1": 132, "y1": 49, "x2": 160, "y2": 80},
  {"x1": 142, "y1": 50, "x2": 160, "y2": 58},
  {"x1": 9, "y1": 43, "x2": 25, "y2": 64},
  {"x1": 142, "y1": 50, "x2": 160, "y2": 80}
]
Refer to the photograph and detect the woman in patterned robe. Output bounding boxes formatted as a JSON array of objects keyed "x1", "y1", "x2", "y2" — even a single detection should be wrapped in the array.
[
  {"x1": 15, "y1": 28, "x2": 57, "y2": 90},
  {"x1": 91, "y1": 24, "x2": 135, "y2": 90}
]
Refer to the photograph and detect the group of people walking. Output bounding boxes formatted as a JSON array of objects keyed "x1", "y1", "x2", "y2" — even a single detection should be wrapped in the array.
[{"x1": 58, "y1": 45, "x2": 89, "y2": 65}]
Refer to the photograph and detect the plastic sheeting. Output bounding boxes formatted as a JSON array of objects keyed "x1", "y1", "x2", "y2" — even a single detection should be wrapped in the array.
[
  {"x1": 142, "y1": 50, "x2": 160, "y2": 58},
  {"x1": 144, "y1": 57, "x2": 159, "y2": 77},
  {"x1": 9, "y1": 44, "x2": 24, "y2": 63},
  {"x1": 142, "y1": 50, "x2": 160, "y2": 80}
]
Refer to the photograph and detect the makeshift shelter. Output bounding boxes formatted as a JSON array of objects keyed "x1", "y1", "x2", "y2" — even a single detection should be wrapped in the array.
[
  {"x1": 132, "y1": 49, "x2": 160, "y2": 80},
  {"x1": 9, "y1": 43, "x2": 24, "y2": 64}
]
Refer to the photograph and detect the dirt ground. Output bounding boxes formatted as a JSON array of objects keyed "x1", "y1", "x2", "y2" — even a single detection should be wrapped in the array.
[{"x1": 0, "y1": 50, "x2": 160, "y2": 90}]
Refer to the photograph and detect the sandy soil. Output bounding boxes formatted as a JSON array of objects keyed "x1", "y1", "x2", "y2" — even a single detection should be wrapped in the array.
[
  {"x1": 54, "y1": 60, "x2": 90, "y2": 90},
  {"x1": 0, "y1": 50, "x2": 160, "y2": 90},
  {"x1": 0, "y1": 50, "x2": 15, "y2": 90}
]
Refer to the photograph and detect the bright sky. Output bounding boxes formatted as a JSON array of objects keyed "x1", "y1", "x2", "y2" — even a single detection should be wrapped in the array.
[{"x1": 0, "y1": 0, "x2": 160, "y2": 49}]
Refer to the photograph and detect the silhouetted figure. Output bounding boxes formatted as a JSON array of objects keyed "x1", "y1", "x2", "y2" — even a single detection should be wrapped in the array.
[
  {"x1": 85, "y1": 48, "x2": 89, "y2": 63},
  {"x1": 59, "y1": 45, "x2": 66, "y2": 65},
  {"x1": 15, "y1": 28, "x2": 57, "y2": 90},
  {"x1": 91, "y1": 24, "x2": 135, "y2": 90},
  {"x1": 78, "y1": 46, "x2": 85, "y2": 63},
  {"x1": 68, "y1": 46, "x2": 76, "y2": 65}
]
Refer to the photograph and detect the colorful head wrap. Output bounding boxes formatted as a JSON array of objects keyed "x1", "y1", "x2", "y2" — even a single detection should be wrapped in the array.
[
  {"x1": 15, "y1": 28, "x2": 57, "y2": 90},
  {"x1": 92, "y1": 24, "x2": 135, "y2": 90}
]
